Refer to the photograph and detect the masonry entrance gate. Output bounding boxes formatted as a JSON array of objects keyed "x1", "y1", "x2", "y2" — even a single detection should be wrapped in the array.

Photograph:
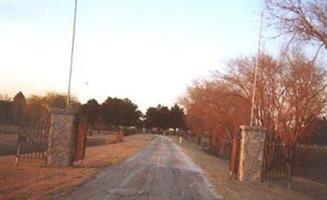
[{"x1": 16, "y1": 113, "x2": 88, "y2": 165}]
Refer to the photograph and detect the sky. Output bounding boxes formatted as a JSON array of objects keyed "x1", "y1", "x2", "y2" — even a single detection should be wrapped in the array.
[{"x1": 0, "y1": 0, "x2": 273, "y2": 111}]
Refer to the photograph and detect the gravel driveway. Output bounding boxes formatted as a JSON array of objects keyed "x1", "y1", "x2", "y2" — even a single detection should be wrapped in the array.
[{"x1": 68, "y1": 135, "x2": 222, "y2": 200}]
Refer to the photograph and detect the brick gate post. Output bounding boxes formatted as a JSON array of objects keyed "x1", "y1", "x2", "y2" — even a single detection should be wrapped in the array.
[
  {"x1": 238, "y1": 126, "x2": 266, "y2": 182},
  {"x1": 47, "y1": 108, "x2": 76, "y2": 167}
]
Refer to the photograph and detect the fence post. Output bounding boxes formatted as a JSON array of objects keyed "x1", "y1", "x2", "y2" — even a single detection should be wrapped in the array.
[
  {"x1": 238, "y1": 125, "x2": 266, "y2": 182},
  {"x1": 47, "y1": 108, "x2": 76, "y2": 167},
  {"x1": 287, "y1": 144, "x2": 296, "y2": 190},
  {"x1": 15, "y1": 142, "x2": 21, "y2": 165}
]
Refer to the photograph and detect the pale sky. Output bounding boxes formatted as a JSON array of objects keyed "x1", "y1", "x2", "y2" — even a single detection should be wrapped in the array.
[{"x1": 0, "y1": 0, "x2": 272, "y2": 111}]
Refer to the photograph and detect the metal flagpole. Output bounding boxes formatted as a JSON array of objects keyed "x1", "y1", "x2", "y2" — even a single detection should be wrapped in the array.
[
  {"x1": 0, "y1": 0, "x2": 3, "y2": 32},
  {"x1": 250, "y1": 12, "x2": 263, "y2": 126},
  {"x1": 67, "y1": 0, "x2": 78, "y2": 108}
]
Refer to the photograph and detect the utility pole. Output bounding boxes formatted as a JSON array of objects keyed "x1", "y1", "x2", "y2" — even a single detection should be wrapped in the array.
[
  {"x1": 250, "y1": 12, "x2": 263, "y2": 126},
  {"x1": 67, "y1": 0, "x2": 78, "y2": 108}
]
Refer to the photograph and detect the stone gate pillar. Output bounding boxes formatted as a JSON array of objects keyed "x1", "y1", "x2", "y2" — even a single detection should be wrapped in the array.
[
  {"x1": 238, "y1": 125, "x2": 266, "y2": 182},
  {"x1": 47, "y1": 108, "x2": 76, "y2": 167}
]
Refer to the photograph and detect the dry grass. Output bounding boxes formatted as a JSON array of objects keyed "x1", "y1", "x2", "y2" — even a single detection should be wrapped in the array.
[
  {"x1": 0, "y1": 134, "x2": 154, "y2": 200},
  {"x1": 170, "y1": 136, "x2": 326, "y2": 200},
  {"x1": 106, "y1": 132, "x2": 124, "y2": 144}
]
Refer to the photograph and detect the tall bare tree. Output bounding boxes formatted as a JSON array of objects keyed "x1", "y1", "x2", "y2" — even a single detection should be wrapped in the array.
[
  {"x1": 266, "y1": 0, "x2": 327, "y2": 55},
  {"x1": 224, "y1": 51, "x2": 326, "y2": 144},
  {"x1": 182, "y1": 50, "x2": 326, "y2": 145},
  {"x1": 181, "y1": 79, "x2": 249, "y2": 143}
]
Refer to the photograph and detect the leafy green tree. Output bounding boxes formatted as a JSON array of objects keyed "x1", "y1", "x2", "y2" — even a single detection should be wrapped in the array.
[
  {"x1": 101, "y1": 97, "x2": 142, "y2": 127},
  {"x1": 80, "y1": 99, "x2": 100, "y2": 126},
  {"x1": 169, "y1": 104, "x2": 186, "y2": 130},
  {"x1": 0, "y1": 100, "x2": 13, "y2": 124},
  {"x1": 144, "y1": 107, "x2": 159, "y2": 128},
  {"x1": 12, "y1": 92, "x2": 26, "y2": 124},
  {"x1": 145, "y1": 104, "x2": 185, "y2": 129},
  {"x1": 157, "y1": 105, "x2": 170, "y2": 129}
]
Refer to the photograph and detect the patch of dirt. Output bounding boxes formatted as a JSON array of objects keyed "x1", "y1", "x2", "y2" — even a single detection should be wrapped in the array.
[
  {"x1": 0, "y1": 134, "x2": 154, "y2": 200},
  {"x1": 86, "y1": 133, "x2": 122, "y2": 147},
  {"x1": 69, "y1": 136, "x2": 221, "y2": 200},
  {"x1": 170, "y1": 136, "x2": 326, "y2": 200}
]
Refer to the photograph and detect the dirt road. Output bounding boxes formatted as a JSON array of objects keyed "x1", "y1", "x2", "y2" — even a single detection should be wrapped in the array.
[{"x1": 68, "y1": 135, "x2": 222, "y2": 200}]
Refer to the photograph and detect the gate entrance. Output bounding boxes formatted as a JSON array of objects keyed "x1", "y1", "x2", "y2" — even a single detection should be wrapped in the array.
[
  {"x1": 16, "y1": 123, "x2": 50, "y2": 164},
  {"x1": 15, "y1": 116, "x2": 88, "y2": 165}
]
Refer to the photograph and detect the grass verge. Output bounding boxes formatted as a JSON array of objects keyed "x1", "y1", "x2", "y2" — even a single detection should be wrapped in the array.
[
  {"x1": 0, "y1": 134, "x2": 154, "y2": 200},
  {"x1": 170, "y1": 136, "x2": 326, "y2": 200}
]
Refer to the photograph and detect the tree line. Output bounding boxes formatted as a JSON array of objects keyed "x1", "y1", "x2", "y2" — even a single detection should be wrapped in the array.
[
  {"x1": 0, "y1": 92, "x2": 185, "y2": 130},
  {"x1": 78, "y1": 99, "x2": 186, "y2": 130},
  {"x1": 0, "y1": 92, "x2": 80, "y2": 124}
]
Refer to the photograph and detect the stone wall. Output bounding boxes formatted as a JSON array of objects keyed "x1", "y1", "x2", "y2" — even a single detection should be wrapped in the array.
[
  {"x1": 47, "y1": 109, "x2": 76, "y2": 167},
  {"x1": 238, "y1": 126, "x2": 266, "y2": 182}
]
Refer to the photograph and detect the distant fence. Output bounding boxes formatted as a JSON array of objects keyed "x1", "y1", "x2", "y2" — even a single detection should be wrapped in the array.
[
  {"x1": 293, "y1": 145, "x2": 327, "y2": 184},
  {"x1": 184, "y1": 133, "x2": 232, "y2": 159},
  {"x1": 88, "y1": 125, "x2": 140, "y2": 136},
  {"x1": 184, "y1": 132, "x2": 199, "y2": 143},
  {"x1": 183, "y1": 131, "x2": 327, "y2": 186},
  {"x1": 261, "y1": 135, "x2": 327, "y2": 185},
  {"x1": 207, "y1": 140, "x2": 232, "y2": 159}
]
